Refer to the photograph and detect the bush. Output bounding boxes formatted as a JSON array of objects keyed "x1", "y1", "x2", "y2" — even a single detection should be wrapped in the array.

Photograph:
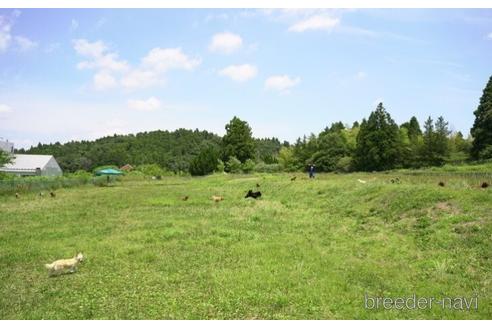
[
  {"x1": 241, "y1": 159, "x2": 256, "y2": 173},
  {"x1": 216, "y1": 159, "x2": 225, "y2": 173},
  {"x1": 254, "y1": 162, "x2": 282, "y2": 173},
  {"x1": 479, "y1": 145, "x2": 492, "y2": 160},
  {"x1": 335, "y1": 156, "x2": 354, "y2": 173},
  {"x1": 225, "y1": 156, "x2": 242, "y2": 173},
  {"x1": 189, "y1": 146, "x2": 220, "y2": 176},
  {"x1": 135, "y1": 164, "x2": 170, "y2": 177}
]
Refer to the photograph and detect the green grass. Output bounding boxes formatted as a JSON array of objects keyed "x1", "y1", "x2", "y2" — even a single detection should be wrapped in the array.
[{"x1": 0, "y1": 172, "x2": 491, "y2": 319}]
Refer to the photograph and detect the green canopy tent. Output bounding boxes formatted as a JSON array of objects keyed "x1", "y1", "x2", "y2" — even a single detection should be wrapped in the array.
[
  {"x1": 95, "y1": 168, "x2": 124, "y2": 185},
  {"x1": 95, "y1": 168, "x2": 124, "y2": 176}
]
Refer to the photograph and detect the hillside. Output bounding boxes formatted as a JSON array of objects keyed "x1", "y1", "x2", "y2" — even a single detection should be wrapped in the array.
[{"x1": 0, "y1": 172, "x2": 490, "y2": 319}]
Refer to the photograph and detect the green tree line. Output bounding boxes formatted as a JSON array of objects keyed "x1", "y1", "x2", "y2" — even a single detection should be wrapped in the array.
[{"x1": 8, "y1": 75, "x2": 492, "y2": 176}]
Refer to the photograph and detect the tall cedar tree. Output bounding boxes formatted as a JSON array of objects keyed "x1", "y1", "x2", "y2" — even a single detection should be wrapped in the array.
[
  {"x1": 222, "y1": 116, "x2": 256, "y2": 163},
  {"x1": 420, "y1": 116, "x2": 449, "y2": 166},
  {"x1": 401, "y1": 116, "x2": 422, "y2": 142},
  {"x1": 355, "y1": 103, "x2": 400, "y2": 171},
  {"x1": 471, "y1": 75, "x2": 492, "y2": 159}
]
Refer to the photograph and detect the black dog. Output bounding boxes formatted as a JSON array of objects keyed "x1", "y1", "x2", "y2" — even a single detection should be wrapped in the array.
[{"x1": 245, "y1": 190, "x2": 262, "y2": 199}]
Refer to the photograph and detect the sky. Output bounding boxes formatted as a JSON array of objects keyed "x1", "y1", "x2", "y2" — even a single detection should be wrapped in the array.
[{"x1": 0, "y1": 8, "x2": 491, "y2": 149}]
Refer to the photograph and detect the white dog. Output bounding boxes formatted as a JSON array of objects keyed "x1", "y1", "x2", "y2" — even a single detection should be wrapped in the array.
[{"x1": 45, "y1": 253, "x2": 84, "y2": 276}]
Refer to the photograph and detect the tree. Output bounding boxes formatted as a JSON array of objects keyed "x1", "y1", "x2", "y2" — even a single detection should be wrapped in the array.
[
  {"x1": 255, "y1": 137, "x2": 281, "y2": 164},
  {"x1": 355, "y1": 103, "x2": 401, "y2": 171},
  {"x1": 401, "y1": 116, "x2": 422, "y2": 142},
  {"x1": 434, "y1": 116, "x2": 450, "y2": 158},
  {"x1": 420, "y1": 116, "x2": 449, "y2": 166},
  {"x1": 225, "y1": 156, "x2": 242, "y2": 173},
  {"x1": 241, "y1": 159, "x2": 256, "y2": 173},
  {"x1": 310, "y1": 131, "x2": 350, "y2": 172},
  {"x1": 189, "y1": 146, "x2": 220, "y2": 176},
  {"x1": 278, "y1": 146, "x2": 296, "y2": 171},
  {"x1": 0, "y1": 150, "x2": 12, "y2": 167},
  {"x1": 222, "y1": 116, "x2": 256, "y2": 163},
  {"x1": 471, "y1": 75, "x2": 492, "y2": 159}
]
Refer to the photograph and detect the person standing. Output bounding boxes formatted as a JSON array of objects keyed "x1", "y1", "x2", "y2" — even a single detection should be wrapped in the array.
[{"x1": 308, "y1": 164, "x2": 315, "y2": 179}]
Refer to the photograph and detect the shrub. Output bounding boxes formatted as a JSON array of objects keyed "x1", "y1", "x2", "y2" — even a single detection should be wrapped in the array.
[
  {"x1": 479, "y1": 145, "x2": 492, "y2": 160},
  {"x1": 254, "y1": 162, "x2": 282, "y2": 173},
  {"x1": 241, "y1": 159, "x2": 256, "y2": 173},
  {"x1": 135, "y1": 164, "x2": 170, "y2": 177},
  {"x1": 225, "y1": 156, "x2": 242, "y2": 173},
  {"x1": 216, "y1": 159, "x2": 225, "y2": 173},
  {"x1": 335, "y1": 156, "x2": 354, "y2": 173},
  {"x1": 189, "y1": 146, "x2": 220, "y2": 176}
]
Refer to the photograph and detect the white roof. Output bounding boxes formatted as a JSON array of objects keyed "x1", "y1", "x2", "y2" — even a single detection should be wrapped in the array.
[{"x1": 0, "y1": 154, "x2": 55, "y2": 172}]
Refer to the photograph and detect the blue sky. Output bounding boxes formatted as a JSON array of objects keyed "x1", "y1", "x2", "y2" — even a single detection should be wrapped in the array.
[{"x1": 0, "y1": 8, "x2": 491, "y2": 148}]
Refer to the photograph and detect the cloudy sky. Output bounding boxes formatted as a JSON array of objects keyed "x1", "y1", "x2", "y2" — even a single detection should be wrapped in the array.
[{"x1": 0, "y1": 8, "x2": 491, "y2": 148}]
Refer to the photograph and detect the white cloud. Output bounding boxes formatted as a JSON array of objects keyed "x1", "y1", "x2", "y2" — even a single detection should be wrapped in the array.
[
  {"x1": 76, "y1": 53, "x2": 129, "y2": 72},
  {"x1": 142, "y1": 47, "x2": 201, "y2": 72},
  {"x1": 93, "y1": 71, "x2": 117, "y2": 90},
  {"x1": 120, "y1": 69, "x2": 160, "y2": 89},
  {"x1": 219, "y1": 64, "x2": 258, "y2": 82},
  {"x1": 0, "y1": 16, "x2": 12, "y2": 52},
  {"x1": 14, "y1": 36, "x2": 37, "y2": 52},
  {"x1": 288, "y1": 15, "x2": 340, "y2": 32},
  {"x1": 0, "y1": 104, "x2": 12, "y2": 113},
  {"x1": 73, "y1": 39, "x2": 129, "y2": 90},
  {"x1": 71, "y1": 19, "x2": 79, "y2": 31},
  {"x1": 127, "y1": 97, "x2": 161, "y2": 112},
  {"x1": 73, "y1": 39, "x2": 199, "y2": 91},
  {"x1": 73, "y1": 39, "x2": 107, "y2": 58},
  {"x1": 209, "y1": 32, "x2": 243, "y2": 54},
  {"x1": 355, "y1": 71, "x2": 367, "y2": 80},
  {"x1": 265, "y1": 75, "x2": 301, "y2": 92},
  {"x1": 487, "y1": 32, "x2": 492, "y2": 39}
]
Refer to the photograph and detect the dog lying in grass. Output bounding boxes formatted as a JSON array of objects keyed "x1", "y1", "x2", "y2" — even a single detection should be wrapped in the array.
[
  {"x1": 245, "y1": 190, "x2": 262, "y2": 199},
  {"x1": 45, "y1": 253, "x2": 84, "y2": 276},
  {"x1": 212, "y1": 195, "x2": 224, "y2": 202}
]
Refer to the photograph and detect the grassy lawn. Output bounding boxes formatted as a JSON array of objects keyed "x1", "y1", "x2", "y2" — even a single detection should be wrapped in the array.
[{"x1": 0, "y1": 172, "x2": 491, "y2": 319}]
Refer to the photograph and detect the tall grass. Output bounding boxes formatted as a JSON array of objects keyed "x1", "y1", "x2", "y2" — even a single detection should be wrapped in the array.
[{"x1": 0, "y1": 176, "x2": 111, "y2": 195}]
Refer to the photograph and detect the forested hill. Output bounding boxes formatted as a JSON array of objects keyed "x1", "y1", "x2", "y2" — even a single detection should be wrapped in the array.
[
  {"x1": 18, "y1": 128, "x2": 283, "y2": 173},
  {"x1": 19, "y1": 129, "x2": 221, "y2": 173}
]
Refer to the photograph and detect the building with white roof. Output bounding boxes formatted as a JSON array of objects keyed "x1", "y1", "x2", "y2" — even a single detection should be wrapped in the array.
[
  {"x1": 0, "y1": 154, "x2": 63, "y2": 177},
  {"x1": 0, "y1": 138, "x2": 14, "y2": 154}
]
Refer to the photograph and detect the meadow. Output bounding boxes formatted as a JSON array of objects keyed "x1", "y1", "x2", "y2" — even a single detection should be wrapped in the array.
[{"x1": 0, "y1": 171, "x2": 491, "y2": 319}]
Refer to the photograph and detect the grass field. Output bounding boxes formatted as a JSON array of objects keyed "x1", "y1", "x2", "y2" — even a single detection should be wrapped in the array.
[{"x1": 0, "y1": 172, "x2": 491, "y2": 319}]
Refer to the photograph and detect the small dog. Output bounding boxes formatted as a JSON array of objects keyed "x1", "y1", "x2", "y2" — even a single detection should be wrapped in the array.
[
  {"x1": 290, "y1": 176, "x2": 297, "y2": 181},
  {"x1": 182, "y1": 195, "x2": 189, "y2": 201},
  {"x1": 15, "y1": 192, "x2": 20, "y2": 198},
  {"x1": 245, "y1": 190, "x2": 262, "y2": 199},
  {"x1": 481, "y1": 182, "x2": 489, "y2": 189},
  {"x1": 212, "y1": 195, "x2": 223, "y2": 202},
  {"x1": 45, "y1": 253, "x2": 84, "y2": 276},
  {"x1": 438, "y1": 181, "x2": 445, "y2": 187},
  {"x1": 50, "y1": 191, "x2": 56, "y2": 198},
  {"x1": 256, "y1": 183, "x2": 260, "y2": 188}
]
